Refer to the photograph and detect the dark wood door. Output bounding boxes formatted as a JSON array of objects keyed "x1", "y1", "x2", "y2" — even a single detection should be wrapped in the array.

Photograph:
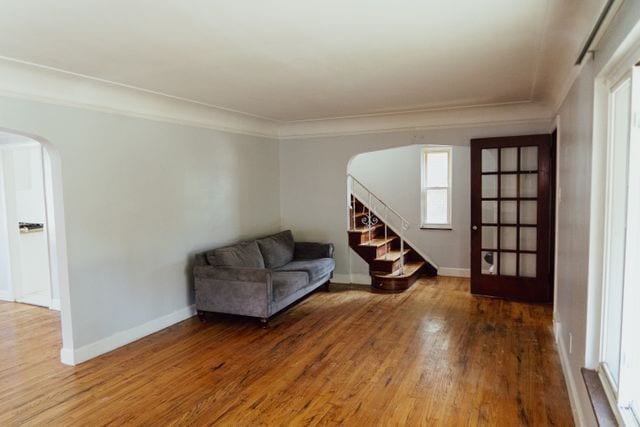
[{"x1": 470, "y1": 134, "x2": 553, "y2": 302}]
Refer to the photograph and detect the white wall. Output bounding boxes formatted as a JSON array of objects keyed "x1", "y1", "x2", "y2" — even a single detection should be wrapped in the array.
[
  {"x1": 553, "y1": 2, "x2": 640, "y2": 425},
  {"x1": 13, "y1": 144, "x2": 46, "y2": 223},
  {"x1": 279, "y1": 121, "x2": 550, "y2": 283},
  {"x1": 348, "y1": 144, "x2": 470, "y2": 273},
  {"x1": 0, "y1": 95, "x2": 281, "y2": 362},
  {"x1": 554, "y1": 60, "x2": 597, "y2": 427}
]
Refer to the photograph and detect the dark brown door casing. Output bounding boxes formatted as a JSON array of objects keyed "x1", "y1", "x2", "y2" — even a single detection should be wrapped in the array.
[{"x1": 470, "y1": 134, "x2": 552, "y2": 303}]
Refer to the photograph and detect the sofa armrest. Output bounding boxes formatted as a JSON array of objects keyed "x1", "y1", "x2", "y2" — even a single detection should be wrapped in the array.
[
  {"x1": 294, "y1": 242, "x2": 334, "y2": 260},
  {"x1": 193, "y1": 266, "x2": 272, "y2": 317}
]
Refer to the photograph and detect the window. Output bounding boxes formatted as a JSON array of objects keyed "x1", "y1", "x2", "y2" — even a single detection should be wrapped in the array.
[
  {"x1": 599, "y1": 66, "x2": 640, "y2": 425},
  {"x1": 421, "y1": 146, "x2": 452, "y2": 228}
]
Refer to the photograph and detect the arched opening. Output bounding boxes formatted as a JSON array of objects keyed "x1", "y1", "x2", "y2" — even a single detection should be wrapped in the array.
[
  {"x1": 344, "y1": 144, "x2": 471, "y2": 290},
  {"x1": 0, "y1": 127, "x2": 74, "y2": 363}
]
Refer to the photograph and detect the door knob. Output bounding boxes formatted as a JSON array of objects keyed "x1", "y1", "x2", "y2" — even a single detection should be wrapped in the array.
[{"x1": 472, "y1": 225, "x2": 478, "y2": 231}]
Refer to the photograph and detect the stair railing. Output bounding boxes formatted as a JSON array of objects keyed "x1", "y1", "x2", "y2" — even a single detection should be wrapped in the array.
[{"x1": 348, "y1": 174, "x2": 410, "y2": 275}]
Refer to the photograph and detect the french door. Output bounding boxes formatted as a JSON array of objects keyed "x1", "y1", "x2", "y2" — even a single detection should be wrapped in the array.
[{"x1": 470, "y1": 134, "x2": 553, "y2": 302}]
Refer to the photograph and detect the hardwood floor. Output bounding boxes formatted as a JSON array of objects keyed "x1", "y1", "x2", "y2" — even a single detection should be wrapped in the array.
[{"x1": 0, "y1": 277, "x2": 573, "y2": 426}]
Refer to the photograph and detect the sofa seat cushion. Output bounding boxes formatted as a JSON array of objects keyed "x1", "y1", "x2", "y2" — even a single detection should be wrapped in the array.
[
  {"x1": 275, "y1": 258, "x2": 335, "y2": 283},
  {"x1": 256, "y1": 230, "x2": 295, "y2": 269},
  {"x1": 272, "y1": 271, "x2": 309, "y2": 301},
  {"x1": 206, "y1": 241, "x2": 265, "y2": 269}
]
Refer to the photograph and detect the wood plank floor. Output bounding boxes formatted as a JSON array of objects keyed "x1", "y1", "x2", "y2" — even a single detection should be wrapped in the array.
[{"x1": 0, "y1": 277, "x2": 573, "y2": 426}]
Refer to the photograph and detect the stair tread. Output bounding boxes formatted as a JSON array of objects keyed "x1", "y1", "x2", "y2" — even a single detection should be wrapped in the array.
[
  {"x1": 374, "y1": 249, "x2": 411, "y2": 262},
  {"x1": 349, "y1": 224, "x2": 383, "y2": 233},
  {"x1": 358, "y1": 237, "x2": 397, "y2": 248},
  {"x1": 372, "y1": 261, "x2": 425, "y2": 278}
]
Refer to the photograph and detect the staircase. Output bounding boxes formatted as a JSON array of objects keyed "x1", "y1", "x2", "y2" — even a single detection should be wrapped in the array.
[{"x1": 348, "y1": 175, "x2": 437, "y2": 292}]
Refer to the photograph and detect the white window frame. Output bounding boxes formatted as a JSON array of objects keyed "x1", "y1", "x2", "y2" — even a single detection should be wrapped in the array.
[
  {"x1": 420, "y1": 146, "x2": 452, "y2": 229},
  {"x1": 597, "y1": 65, "x2": 640, "y2": 427}
]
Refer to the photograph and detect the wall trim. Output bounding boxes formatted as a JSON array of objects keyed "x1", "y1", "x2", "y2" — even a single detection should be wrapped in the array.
[
  {"x1": 0, "y1": 57, "x2": 560, "y2": 141},
  {"x1": 49, "y1": 298, "x2": 61, "y2": 311},
  {"x1": 0, "y1": 58, "x2": 280, "y2": 139},
  {"x1": 59, "y1": 304, "x2": 196, "y2": 366},
  {"x1": 277, "y1": 103, "x2": 553, "y2": 139},
  {"x1": 59, "y1": 347, "x2": 75, "y2": 366},
  {"x1": 0, "y1": 290, "x2": 13, "y2": 302},
  {"x1": 437, "y1": 267, "x2": 470, "y2": 278},
  {"x1": 556, "y1": 322, "x2": 589, "y2": 427}
]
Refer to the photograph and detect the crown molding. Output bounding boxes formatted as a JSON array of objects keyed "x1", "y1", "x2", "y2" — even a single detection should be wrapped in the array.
[
  {"x1": 0, "y1": 58, "x2": 281, "y2": 139},
  {"x1": 0, "y1": 57, "x2": 556, "y2": 141},
  {"x1": 277, "y1": 101, "x2": 554, "y2": 139}
]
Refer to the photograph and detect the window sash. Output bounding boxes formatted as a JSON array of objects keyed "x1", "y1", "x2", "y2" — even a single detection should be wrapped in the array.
[
  {"x1": 618, "y1": 65, "x2": 640, "y2": 422},
  {"x1": 421, "y1": 147, "x2": 452, "y2": 228},
  {"x1": 600, "y1": 76, "x2": 631, "y2": 388},
  {"x1": 598, "y1": 66, "x2": 640, "y2": 425}
]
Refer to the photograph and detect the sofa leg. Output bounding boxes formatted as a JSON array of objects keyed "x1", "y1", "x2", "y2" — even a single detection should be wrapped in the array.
[
  {"x1": 197, "y1": 310, "x2": 207, "y2": 322},
  {"x1": 323, "y1": 281, "x2": 331, "y2": 292},
  {"x1": 260, "y1": 317, "x2": 270, "y2": 328}
]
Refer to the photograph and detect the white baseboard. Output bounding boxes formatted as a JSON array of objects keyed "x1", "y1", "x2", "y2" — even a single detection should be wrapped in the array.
[
  {"x1": 60, "y1": 347, "x2": 75, "y2": 365},
  {"x1": 49, "y1": 298, "x2": 61, "y2": 311},
  {"x1": 555, "y1": 322, "x2": 587, "y2": 427},
  {"x1": 60, "y1": 305, "x2": 196, "y2": 366},
  {"x1": 332, "y1": 273, "x2": 371, "y2": 285},
  {"x1": 0, "y1": 290, "x2": 14, "y2": 302},
  {"x1": 438, "y1": 267, "x2": 470, "y2": 278}
]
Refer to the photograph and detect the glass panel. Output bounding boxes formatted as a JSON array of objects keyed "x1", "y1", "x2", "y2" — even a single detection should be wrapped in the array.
[
  {"x1": 482, "y1": 175, "x2": 497, "y2": 198},
  {"x1": 501, "y1": 147, "x2": 518, "y2": 172},
  {"x1": 520, "y1": 254, "x2": 536, "y2": 277},
  {"x1": 520, "y1": 227, "x2": 537, "y2": 251},
  {"x1": 482, "y1": 148, "x2": 498, "y2": 172},
  {"x1": 520, "y1": 201, "x2": 537, "y2": 224},
  {"x1": 501, "y1": 226, "x2": 517, "y2": 250},
  {"x1": 500, "y1": 252, "x2": 517, "y2": 276},
  {"x1": 481, "y1": 251, "x2": 497, "y2": 275},
  {"x1": 500, "y1": 201, "x2": 517, "y2": 224},
  {"x1": 520, "y1": 146, "x2": 538, "y2": 170},
  {"x1": 482, "y1": 201, "x2": 497, "y2": 223},
  {"x1": 603, "y1": 79, "x2": 631, "y2": 386},
  {"x1": 482, "y1": 226, "x2": 497, "y2": 249},
  {"x1": 501, "y1": 174, "x2": 517, "y2": 198},
  {"x1": 426, "y1": 151, "x2": 449, "y2": 187},
  {"x1": 426, "y1": 189, "x2": 448, "y2": 224},
  {"x1": 520, "y1": 173, "x2": 538, "y2": 197}
]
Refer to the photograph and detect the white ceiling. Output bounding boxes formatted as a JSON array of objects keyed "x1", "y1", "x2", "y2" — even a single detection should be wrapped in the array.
[{"x1": 0, "y1": 0, "x2": 606, "y2": 122}]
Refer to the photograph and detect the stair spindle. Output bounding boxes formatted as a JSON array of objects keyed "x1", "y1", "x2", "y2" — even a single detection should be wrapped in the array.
[
  {"x1": 400, "y1": 238, "x2": 405, "y2": 275},
  {"x1": 368, "y1": 193, "x2": 373, "y2": 242},
  {"x1": 384, "y1": 205, "x2": 388, "y2": 260}
]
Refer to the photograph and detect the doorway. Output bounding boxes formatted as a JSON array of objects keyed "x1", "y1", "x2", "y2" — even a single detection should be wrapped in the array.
[
  {"x1": 0, "y1": 138, "x2": 53, "y2": 307},
  {"x1": 470, "y1": 134, "x2": 555, "y2": 303},
  {"x1": 0, "y1": 128, "x2": 74, "y2": 364}
]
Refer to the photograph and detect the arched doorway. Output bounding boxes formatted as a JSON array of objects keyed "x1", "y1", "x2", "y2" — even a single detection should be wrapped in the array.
[{"x1": 0, "y1": 128, "x2": 74, "y2": 363}]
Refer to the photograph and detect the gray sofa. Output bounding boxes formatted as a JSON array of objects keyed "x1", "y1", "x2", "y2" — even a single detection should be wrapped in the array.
[{"x1": 193, "y1": 230, "x2": 335, "y2": 326}]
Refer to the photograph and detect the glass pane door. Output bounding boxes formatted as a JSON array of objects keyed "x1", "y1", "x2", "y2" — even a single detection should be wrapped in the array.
[{"x1": 479, "y1": 146, "x2": 538, "y2": 278}]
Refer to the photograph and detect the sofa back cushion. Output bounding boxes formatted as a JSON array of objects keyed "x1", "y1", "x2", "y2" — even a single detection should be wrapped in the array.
[
  {"x1": 206, "y1": 241, "x2": 265, "y2": 269},
  {"x1": 256, "y1": 230, "x2": 295, "y2": 269}
]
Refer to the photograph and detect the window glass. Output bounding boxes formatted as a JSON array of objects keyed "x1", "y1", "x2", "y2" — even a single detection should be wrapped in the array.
[
  {"x1": 426, "y1": 152, "x2": 449, "y2": 187},
  {"x1": 602, "y1": 78, "x2": 631, "y2": 387}
]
